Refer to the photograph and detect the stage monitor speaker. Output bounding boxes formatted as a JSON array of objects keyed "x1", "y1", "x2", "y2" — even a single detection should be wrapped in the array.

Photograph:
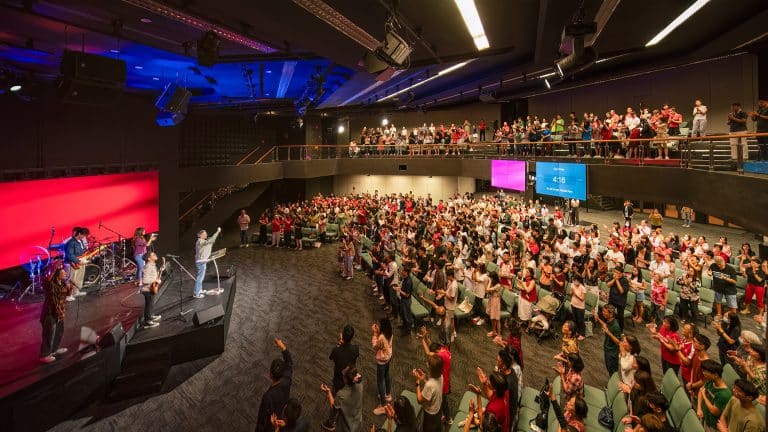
[
  {"x1": 193, "y1": 303, "x2": 225, "y2": 326},
  {"x1": 98, "y1": 323, "x2": 125, "y2": 349},
  {"x1": 57, "y1": 50, "x2": 126, "y2": 104},
  {"x1": 398, "y1": 164, "x2": 407, "y2": 171}
]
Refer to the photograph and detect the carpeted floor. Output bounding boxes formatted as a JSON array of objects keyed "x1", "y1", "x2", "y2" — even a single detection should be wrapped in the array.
[{"x1": 47, "y1": 209, "x2": 763, "y2": 432}]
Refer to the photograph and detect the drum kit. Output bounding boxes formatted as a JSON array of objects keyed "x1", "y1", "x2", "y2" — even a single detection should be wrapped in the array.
[{"x1": 7, "y1": 229, "x2": 140, "y2": 304}]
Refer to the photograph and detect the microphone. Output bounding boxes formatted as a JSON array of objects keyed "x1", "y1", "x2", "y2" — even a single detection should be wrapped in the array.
[{"x1": 165, "y1": 254, "x2": 181, "y2": 258}]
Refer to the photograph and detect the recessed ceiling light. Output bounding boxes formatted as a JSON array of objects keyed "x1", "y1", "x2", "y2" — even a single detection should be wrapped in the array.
[
  {"x1": 265, "y1": 93, "x2": 271, "y2": 96},
  {"x1": 152, "y1": 77, "x2": 160, "y2": 80},
  {"x1": 134, "y1": 65, "x2": 143, "y2": 70},
  {"x1": 454, "y1": 0, "x2": 489, "y2": 51},
  {"x1": 140, "y1": 18, "x2": 152, "y2": 24},
  {"x1": 646, "y1": 0, "x2": 710, "y2": 47},
  {"x1": 10, "y1": 85, "x2": 22, "y2": 92},
  {"x1": 266, "y1": 70, "x2": 272, "y2": 74},
  {"x1": 109, "y1": 49, "x2": 120, "y2": 54}
]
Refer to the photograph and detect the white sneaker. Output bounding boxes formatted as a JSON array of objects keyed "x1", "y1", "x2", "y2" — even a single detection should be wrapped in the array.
[
  {"x1": 66, "y1": 296, "x2": 75, "y2": 302},
  {"x1": 55, "y1": 348, "x2": 68, "y2": 355},
  {"x1": 144, "y1": 321, "x2": 159, "y2": 329},
  {"x1": 193, "y1": 293, "x2": 205, "y2": 299},
  {"x1": 74, "y1": 291, "x2": 87, "y2": 297},
  {"x1": 476, "y1": 318, "x2": 485, "y2": 325},
  {"x1": 40, "y1": 355, "x2": 56, "y2": 364},
  {"x1": 435, "y1": 319, "x2": 442, "y2": 327},
  {"x1": 151, "y1": 315, "x2": 162, "y2": 321}
]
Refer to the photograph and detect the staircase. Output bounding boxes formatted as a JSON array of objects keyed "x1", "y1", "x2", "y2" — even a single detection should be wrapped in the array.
[{"x1": 685, "y1": 139, "x2": 759, "y2": 170}]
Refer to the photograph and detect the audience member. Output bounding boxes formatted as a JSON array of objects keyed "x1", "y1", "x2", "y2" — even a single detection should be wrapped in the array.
[{"x1": 256, "y1": 338, "x2": 294, "y2": 432}]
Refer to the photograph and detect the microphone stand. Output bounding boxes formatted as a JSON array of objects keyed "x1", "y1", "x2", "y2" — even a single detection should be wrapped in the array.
[{"x1": 167, "y1": 255, "x2": 195, "y2": 322}]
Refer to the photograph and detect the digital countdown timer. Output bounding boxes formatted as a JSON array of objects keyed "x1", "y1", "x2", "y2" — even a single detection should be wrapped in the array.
[{"x1": 535, "y1": 162, "x2": 587, "y2": 200}]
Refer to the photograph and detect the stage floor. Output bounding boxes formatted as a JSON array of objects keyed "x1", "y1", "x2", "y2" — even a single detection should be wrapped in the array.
[{"x1": 0, "y1": 270, "x2": 234, "y2": 399}]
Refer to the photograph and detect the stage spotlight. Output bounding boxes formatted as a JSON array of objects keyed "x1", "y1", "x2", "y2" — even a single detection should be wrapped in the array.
[
  {"x1": 381, "y1": 118, "x2": 389, "y2": 126},
  {"x1": 10, "y1": 85, "x2": 22, "y2": 92},
  {"x1": 337, "y1": 125, "x2": 345, "y2": 133}
]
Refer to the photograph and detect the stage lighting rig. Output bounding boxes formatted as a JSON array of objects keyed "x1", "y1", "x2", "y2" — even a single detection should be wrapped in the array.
[{"x1": 554, "y1": 0, "x2": 598, "y2": 79}]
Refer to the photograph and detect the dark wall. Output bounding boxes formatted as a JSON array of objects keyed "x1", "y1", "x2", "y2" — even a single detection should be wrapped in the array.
[
  {"x1": 528, "y1": 54, "x2": 759, "y2": 134},
  {"x1": 0, "y1": 93, "x2": 179, "y2": 170},
  {"x1": 587, "y1": 166, "x2": 768, "y2": 234}
]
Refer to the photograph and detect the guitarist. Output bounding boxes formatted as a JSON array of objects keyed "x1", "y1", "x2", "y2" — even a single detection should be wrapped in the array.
[
  {"x1": 140, "y1": 252, "x2": 163, "y2": 329},
  {"x1": 64, "y1": 227, "x2": 89, "y2": 301}
]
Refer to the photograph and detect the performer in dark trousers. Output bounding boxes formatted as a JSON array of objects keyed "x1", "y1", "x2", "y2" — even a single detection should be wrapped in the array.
[
  {"x1": 141, "y1": 252, "x2": 163, "y2": 329},
  {"x1": 39, "y1": 267, "x2": 73, "y2": 363}
]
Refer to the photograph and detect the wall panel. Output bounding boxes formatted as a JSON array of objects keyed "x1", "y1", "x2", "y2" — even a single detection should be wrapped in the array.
[{"x1": 528, "y1": 54, "x2": 758, "y2": 134}]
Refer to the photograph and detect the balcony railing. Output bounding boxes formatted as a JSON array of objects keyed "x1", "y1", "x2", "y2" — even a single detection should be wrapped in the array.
[{"x1": 268, "y1": 132, "x2": 768, "y2": 175}]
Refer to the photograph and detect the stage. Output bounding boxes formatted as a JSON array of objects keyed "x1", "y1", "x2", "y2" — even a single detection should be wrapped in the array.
[{"x1": 0, "y1": 265, "x2": 237, "y2": 432}]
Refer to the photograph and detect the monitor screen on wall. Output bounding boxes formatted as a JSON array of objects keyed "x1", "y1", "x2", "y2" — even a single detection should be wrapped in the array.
[
  {"x1": 535, "y1": 162, "x2": 587, "y2": 200},
  {"x1": 0, "y1": 172, "x2": 159, "y2": 270},
  {"x1": 490, "y1": 160, "x2": 526, "y2": 191}
]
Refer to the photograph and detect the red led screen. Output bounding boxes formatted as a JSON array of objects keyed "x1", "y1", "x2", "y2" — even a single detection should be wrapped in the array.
[{"x1": 0, "y1": 172, "x2": 159, "y2": 270}]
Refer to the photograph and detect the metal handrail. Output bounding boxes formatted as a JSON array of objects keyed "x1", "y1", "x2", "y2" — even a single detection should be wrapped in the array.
[
  {"x1": 178, "y1": 146, "x2": 276, "y2": 222},
  {"x1": 266, "y1": 132, "x2": 767, "y2": 172}
]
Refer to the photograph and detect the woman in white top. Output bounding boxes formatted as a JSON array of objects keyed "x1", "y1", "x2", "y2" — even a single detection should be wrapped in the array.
[
  {"x1": 618, "y1": 335, "x2": 642, "y2": 387},
  {"x1": 472, "y1": 263, "x2": 490, "y2": 326}
]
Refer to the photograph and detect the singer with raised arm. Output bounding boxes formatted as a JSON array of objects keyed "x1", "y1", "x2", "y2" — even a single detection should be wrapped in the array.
[
  {"x1": 39, "y1": 267, "x2": 74, "y2": 363},
  {"x1": 64, "y1": 227, "x2": 89, "y2": 301},
  {"x1": 140, "y1": 252, "x2": 163, "y2": 329},
  {"x1": 194, "y1": 227, "x2": 221, "y2": 299}
]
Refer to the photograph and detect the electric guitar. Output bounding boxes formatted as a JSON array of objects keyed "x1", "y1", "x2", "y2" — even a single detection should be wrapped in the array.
[{"x1": 150, "y1": 257, "x2": 166, "y2": 295}]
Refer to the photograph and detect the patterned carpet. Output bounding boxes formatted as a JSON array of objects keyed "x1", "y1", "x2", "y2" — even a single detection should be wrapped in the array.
[{"x1": 47, "y1": 228, "x2": 756, "y2": 432}]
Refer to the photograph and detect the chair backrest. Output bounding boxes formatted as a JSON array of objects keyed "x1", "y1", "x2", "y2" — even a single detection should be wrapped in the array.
[
  {"x1": 502, "y1": 289, "x2": 516, "y2": 311},
  {"x1": 611, "y1": 390, "x2": 628, "y2": 425},
  {"x1": 723, "y1": 363, "x2": 740, "y2": 388},
  {"x1": 679, "y1": 408, "x2": 705, "y2": 432},
  {"x1": 605, "y1": 373, "x2": 621, "y2": 407},
  {"x1": 626, "y1": 291, "x2": 636, "y2": 309},
  {"x1": 668, "y1": 387, "x2": 692, "y2": 428},
  {"x1": 662, "y1": 367, "x2": 681, "y2": 401},
  {"x1": 585, "y1": 291, "x2": 598, "y2": 310},
  {"x1": 667, "y1": 291, "x2": 679, "y2": 308},
  {"x1": 699, "y1": 287, "x2": 715, "y2": 304}
]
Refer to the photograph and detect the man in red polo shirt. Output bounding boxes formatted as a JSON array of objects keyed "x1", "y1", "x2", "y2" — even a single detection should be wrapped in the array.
[{"x1": 668, "y1": 106, "x2": 682, "y2": 136}]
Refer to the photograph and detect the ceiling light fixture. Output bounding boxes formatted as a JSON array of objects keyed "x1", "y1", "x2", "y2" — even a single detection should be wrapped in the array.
[
  {"x1": 646, "y1": 0, "x2": 710, "y2": 47},
  {"x1": 152, "y1": 77, "x2": 160, "y2": 80},
  {"x1": 120, "y1": 0, "x2": 276, "y2": 53},
  {"x1": 292, "y1": 0, "x2": 380, "y2": 51},
  {"x1": 544, "y1": 79, "x2": 551, "y2": 90},
  {"x1": 140, "y1": 17, "x2": 152, "y2": 23},
  {"x1": 454, "y1": 0, "x2": 489, "y2": 50},
  {"x1": 337, "y1": 125, "x2": 345, "y2": 133},
  {"x1": 10, "y1": 85, "x2": 22, "y2": 92},
  {"x1": 539, "y1": 72, "x2": 557, "y2": 79},
  {"x1": 381, "y1": 118, "x2": 389, "y2": 126},
  {"x1": 379, "y1": 60, "x2": 473, "y2": 102},
  {"x1": 134, "y1": 65, "x2": 143, "y2": 69},
  {"x1": 110, "y1": 49, "x2": 120, "y2": 53}
]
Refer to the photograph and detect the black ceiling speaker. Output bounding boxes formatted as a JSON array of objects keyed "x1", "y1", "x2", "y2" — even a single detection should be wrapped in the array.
[
  {"x1": 155, "y1": 82, "x2": 191, "y2": 127},
  {"x1": 197, "y1": 31, "x2": 220, "y2": 67},
  {"x1": 57, "y1": 50, "x2": 126, "y2": 104}
]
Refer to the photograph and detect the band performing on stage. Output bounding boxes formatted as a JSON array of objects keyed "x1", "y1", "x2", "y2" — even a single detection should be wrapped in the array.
[{"x1": 25, "y1": 222, "x2": 226, "y2": 364}]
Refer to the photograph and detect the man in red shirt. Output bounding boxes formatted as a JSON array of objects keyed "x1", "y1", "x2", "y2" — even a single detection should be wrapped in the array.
[
  {"x1": 419, "y1": 328, "x2": 453, "y2": 424},
  {"x1": 479, "y1": 119, "x2": 487, "y2": 142},
  {"x1": 271, "y1": 214, "x2": 282, "y2": 247},
  {"x1": 668, "y1": 107, "x2": 682, "y2": 136}
]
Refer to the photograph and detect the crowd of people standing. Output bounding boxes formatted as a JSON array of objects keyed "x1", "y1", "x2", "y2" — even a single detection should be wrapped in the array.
[{"x1": 249, "y1": 191, "x2": 765, "y2": 432}]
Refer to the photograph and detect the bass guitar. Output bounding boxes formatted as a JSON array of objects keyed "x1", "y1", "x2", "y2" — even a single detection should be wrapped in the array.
[{"x1": 150, "y1": 257, "x2": 166, "y2": 295}]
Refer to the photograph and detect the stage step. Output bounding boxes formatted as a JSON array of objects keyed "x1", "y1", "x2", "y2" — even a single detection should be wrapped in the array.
[{"x1": 107, "y1": 346, "x2": 170, "y2": 401}]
